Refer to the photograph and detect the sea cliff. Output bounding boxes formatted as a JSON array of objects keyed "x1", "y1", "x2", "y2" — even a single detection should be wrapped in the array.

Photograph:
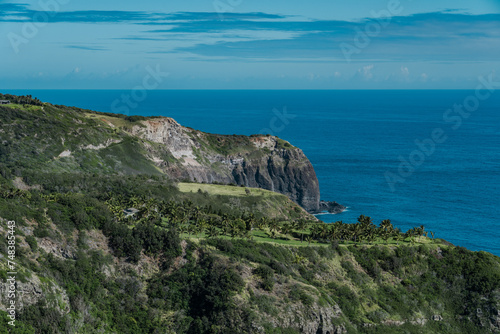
[{"x1": 128, "y1": 118, "x2": 321, "y2": 212}]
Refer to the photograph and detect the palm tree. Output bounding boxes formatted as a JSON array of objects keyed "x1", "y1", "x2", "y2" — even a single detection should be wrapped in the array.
[
  {"x1": 229, "y1": 226, "x2": 239, "y2": 239},
  {"x1": 192, "y1": 206, "x2": 202, "y2": 222},
  {"x1": 419, "y1": 225, "x2": 426, "y2": 242},
  {"x1": 342, "y1": 228, "x2": 352, "y2": 244},
  {"x1": 358, "y1": 215, "x2": 374, "y2": 229},
  {"x1": 395, "y1": 233, "x2": 404, "y2": 245},
  {"x1": 221, "y1": 214, "x2": 231, "y2": 230},
  {"x1": 207, "y1": 226, "x2": 219, "y2": 239},
  {"x1": 269, "y1": 221, "x2": 280, "y2": 238},
  {"x1": 178, "y1": 225, "x2": 187, "y2": 235},
  {"x1": 295, "y1": 220, "x2": 307, "y2": 243},
  {"x1": 129, "y1": 195, "x2": 141, "y2": 208},
  {"x1": 197, "y1": 219, "x2": 208, "y2": 238},
  {"x1": 305, "y1": 235, "x2": 314, "y2": 246},
  {"x1": 327, "y1": 226, "x2": 338, "y2": 243},
  {"x1": 244, "y1": 213, "x2": 256, "y2": 231},
  {"x1": 319, "y1": 225, "x2": 329, "y2": 240},
  {"x1": 257, "y1": 217, "x2": 268, "y2": 231},
  {"x1": 281, "y1": 223, "x2": 292, "y2": 236},
  {"x1": 380, "y1": 219, "x2": 393, "y2": 232},
  {"x1": 352, "y1": 224, "x2": 362, "y2": 243},
  {"x1": 364, "y1": 229, "x2": 376, "y2": 244},
  {"x1": 187, "y1": 224, "x2": 196, "y2": 237},
  {"x1": 380, "y1": 219, "x2": 393, "y2": 244}
]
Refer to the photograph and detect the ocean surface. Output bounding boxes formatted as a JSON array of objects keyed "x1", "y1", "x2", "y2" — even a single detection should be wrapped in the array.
[{"x1": 4, "y1": 89, "x2": 499, "y2": 256}]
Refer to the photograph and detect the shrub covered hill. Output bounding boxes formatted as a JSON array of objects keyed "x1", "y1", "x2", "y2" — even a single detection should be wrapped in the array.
[
  {"x1": 0, "y1": 93, "x2": 320, "y2": 213},
  {"x1": 0, "y1": 94, "x2": 499, "y2": 334}
]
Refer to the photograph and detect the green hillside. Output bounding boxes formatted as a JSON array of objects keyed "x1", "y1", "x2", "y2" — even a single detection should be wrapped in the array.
[{"x1": 0, "y1": 95, "x2": 499, "y2": 333}]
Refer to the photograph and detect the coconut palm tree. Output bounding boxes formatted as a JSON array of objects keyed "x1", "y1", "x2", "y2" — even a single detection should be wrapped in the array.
[
  {"x1": 395, "y1": 233, "x2": 404, "y2": 245},
  {"x1": 221, "y1": 214, "x2": 231, "y2": 230},
  {"x1": 319, "y1": 225, "x2": 329, "y2": 240},
  {"x1": 281, "y1": 223, "x2": 292, "y2": 236},
  {"x1": 207, "y1": 226, "x2": 219, "y2": 239},
  {"x1": 295, "y1": 220, "x2": 307, "y2": 243},
  {"x1": 244, "y1": 213, "x2": 256, "y2": 231},
  {"x1": 309, "y1": 224, "x2": 319, "y2": 239},
  {"x1": 418, "y1": 225, "x2": 426, "y2": 242},
  {"x1": 257, "y1": 218, "x2": 267, "y2": 231},
  {"x1": 352, "y1": 224, "x2": 362, "y2": 243},
  {"x1": 229, "y1": 225, "x2": 240, "y2": 239},
  {"x1": 187, "y1": 224, "x2": 196, "y2": 237},
  {"x1": 380, "y1": 219, "x2": 394, "y2": 244},
  {"x1": 327, "y1": 226, "x2": 338, "y2": 243},
  {"x1": 196, "y1": 219, "x2": 208, "y2": 238},
  {"x1": 269, "y1": 221, "x2": 280, "y2": 238}
]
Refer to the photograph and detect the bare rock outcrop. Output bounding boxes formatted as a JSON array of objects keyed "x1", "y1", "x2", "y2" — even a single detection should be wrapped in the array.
[
  {"x1": 260, "y1": 301, "x2": 346, "y2": 334},
  {"x1": 0, "y1": 273, "x2": 70, "y2": 316},
  {"x1": 128, "y1": 118, "x2": 321, "y2": 211}
]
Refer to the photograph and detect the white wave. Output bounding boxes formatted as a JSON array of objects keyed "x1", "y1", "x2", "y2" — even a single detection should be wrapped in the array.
[{"x1": 313, "y1": 207, "x2": 349, "y2": 216}]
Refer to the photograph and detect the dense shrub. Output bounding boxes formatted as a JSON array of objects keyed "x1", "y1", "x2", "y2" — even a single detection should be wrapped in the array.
[
  {"x1": 253, "y1": 264, "x2": 274, "y2": 279},
  {"x1": 289, "y1": 285, "x2": 314, "y2": 306},
  {"x1": 25, "y1": 235, "x2": 37, "y2": 251},
  {"x1": 147, "y1": 253, "x2": 245, "y2": 333}
]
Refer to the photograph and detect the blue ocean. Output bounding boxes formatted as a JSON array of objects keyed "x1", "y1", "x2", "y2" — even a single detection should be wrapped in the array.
[{"x1": 4, "y1": 90, "x2": 499, "y2": 256}]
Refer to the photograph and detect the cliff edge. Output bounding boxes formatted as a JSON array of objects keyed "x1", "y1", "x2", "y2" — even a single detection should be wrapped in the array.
[
  {"x1": 0, "y1": 99, "x2": 323, "y2": 212},
  {"x1": 128, "y1": 118, "x2": 321, "y2": 212}
]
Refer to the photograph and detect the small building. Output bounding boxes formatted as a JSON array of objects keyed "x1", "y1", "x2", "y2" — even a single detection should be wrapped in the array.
[
  {"x1": 123, "y1": 208, "x2": 140, "y2": 218},
  {"x1": 0, "y1": 100, "x2": 11, "y2": 105}
]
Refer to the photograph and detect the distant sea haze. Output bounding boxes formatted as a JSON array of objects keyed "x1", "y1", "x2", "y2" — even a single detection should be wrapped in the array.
[{"x1": 6, "y1": 89, "x2": 500, "y2": 256}]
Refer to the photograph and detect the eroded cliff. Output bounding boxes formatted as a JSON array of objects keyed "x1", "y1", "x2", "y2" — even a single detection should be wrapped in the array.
[
  {"x1": 0, "y1": 101, "x2": 323, "y2": 211},
  {"x1": 128, "y1": 118, "x2": 321, "y2": 212}
]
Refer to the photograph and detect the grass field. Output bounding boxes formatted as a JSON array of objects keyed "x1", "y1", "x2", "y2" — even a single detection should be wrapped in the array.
[
  {"x1": 3, "y1": 103, "x2": 42, "y2": 112},
  {"x1": 179, "y1": 226, "x2": 443, "y2": 249},
  {"x1": 178, "y1": 182, "x2": 279, "y2": 198}
]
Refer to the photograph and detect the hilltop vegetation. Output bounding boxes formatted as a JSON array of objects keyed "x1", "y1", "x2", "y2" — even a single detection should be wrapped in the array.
[{"x1": 0, "y1": 97, "x2": 321, "y2": 211}]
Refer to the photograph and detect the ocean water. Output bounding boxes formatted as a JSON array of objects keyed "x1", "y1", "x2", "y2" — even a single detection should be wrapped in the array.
[{"x1": 4, "y1": 89, "x2": 500, "y2": 256}]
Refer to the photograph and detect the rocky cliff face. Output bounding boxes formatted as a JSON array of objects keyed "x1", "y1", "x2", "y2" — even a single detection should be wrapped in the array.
[{"x1": 128, "y1": 118, "x2": 321, "y2": 212}]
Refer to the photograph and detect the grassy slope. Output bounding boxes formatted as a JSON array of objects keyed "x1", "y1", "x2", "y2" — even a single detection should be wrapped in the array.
[
  {"x1": 1, "y1": 102, "x2": 299, "y2": 180},
  {"x1": 178, "y1": 182, "x2": 314, "y2": 222},
  {"x1": 0, "y1": 103, "x2": 159, "y2": 175},
  {"x1": 178, "y1": 182, "x2": 278, "y2": 197}
]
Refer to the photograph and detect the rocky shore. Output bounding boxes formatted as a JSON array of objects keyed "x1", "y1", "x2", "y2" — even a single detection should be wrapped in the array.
[{"x1": 311, "y1": 200, "x2": 347, "y2": 214}]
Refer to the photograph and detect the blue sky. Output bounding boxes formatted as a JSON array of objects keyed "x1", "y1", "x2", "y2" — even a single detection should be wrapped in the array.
[{"x1": 0, "y1": 0, "x2": 499, "y2": 89}]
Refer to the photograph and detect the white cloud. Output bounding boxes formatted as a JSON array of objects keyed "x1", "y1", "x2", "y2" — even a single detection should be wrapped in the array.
[
  {"x1": 401, "y1": 66, "x2": 410, "y2": 77},
  {"x1": 307, "y1": 73, "x2": 320, "y2": 81},
  {"x1": 358, "y1": 65, "x2": 374, "y2": 80}
]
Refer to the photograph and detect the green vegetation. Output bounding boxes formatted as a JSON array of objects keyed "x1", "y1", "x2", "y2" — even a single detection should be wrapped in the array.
[
  {"x1": 0, "y1": 95, "x2": 499, "y2": 333},
  {"x1": 2, "y1": 173, "x2": 499, "y2": 333},
  {"x1": 0, "y1": 93, "x2": 42, "y2": 106},
  {"x1": 200, "y1": 133, "x2": 256, "y2": 156},
  {"x1": 179, "y1": 182, "x2": 277, "y2": 197}
]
